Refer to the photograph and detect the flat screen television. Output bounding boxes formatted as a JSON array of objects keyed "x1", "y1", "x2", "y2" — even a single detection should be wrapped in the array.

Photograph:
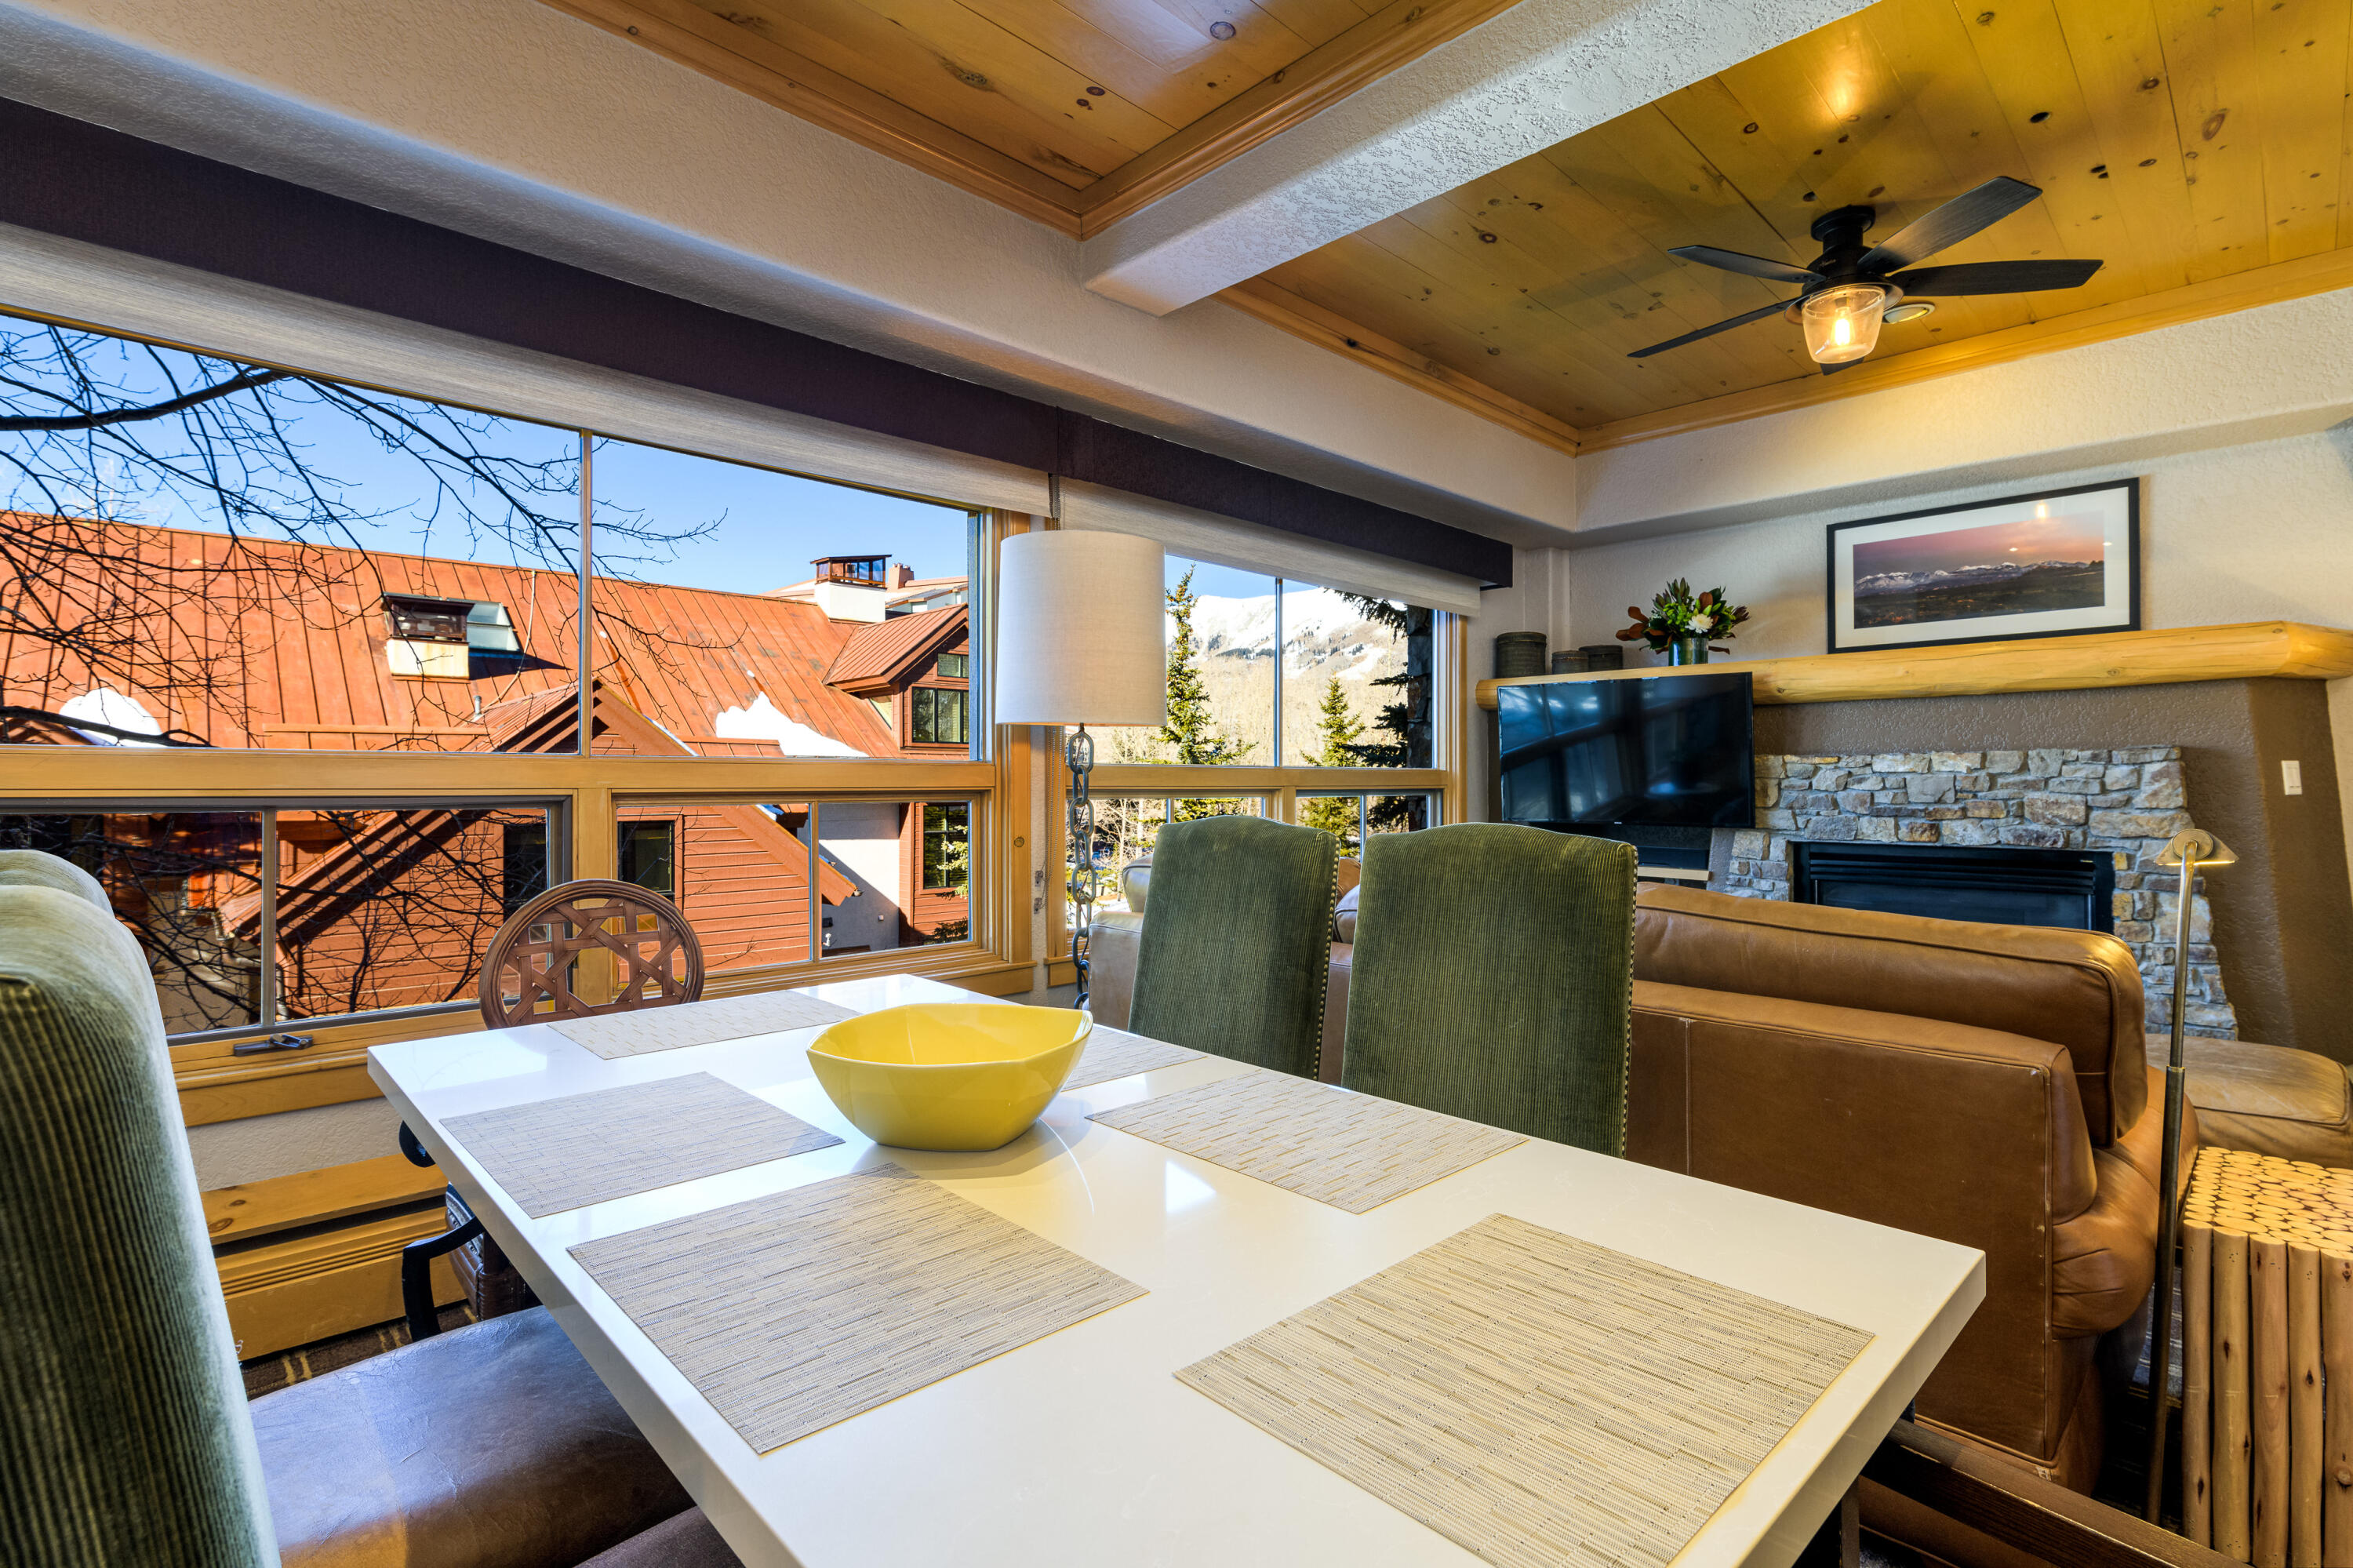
[{"x1": 1497, "y1": 671, "x2": 1755, "y2": 829}]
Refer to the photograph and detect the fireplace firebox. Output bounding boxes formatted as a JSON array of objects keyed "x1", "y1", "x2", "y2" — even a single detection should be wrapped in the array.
[{"x1": 1786, "y1": 842, "x2": 2116, "y2": 934}]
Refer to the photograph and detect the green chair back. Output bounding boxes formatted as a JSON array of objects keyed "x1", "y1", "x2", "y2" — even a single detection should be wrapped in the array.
[
  {"x1": 1128, "y1": 815, "x2": 1340, "y2": 1078},
  {"x1": 1342, "y1": 824, "x2": 1636, "y2": 1155},
  {"x1": 0, "y1": 860, "x2": 278, "y2": 1565}
]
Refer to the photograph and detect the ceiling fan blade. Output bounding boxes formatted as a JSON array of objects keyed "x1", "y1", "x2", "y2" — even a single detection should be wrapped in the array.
[
  {"x1": 1858, "y1": 176, "x2": 2042, "y2": 272},
  {"x1": 1667, "y1": 244, "x2": 1819, "y2": 285},
  {"x1": 1886, "y1": 259, "x2": 2104, "y2": 295},
  {"x1": 1626, "y1": 297, "x2": 1795, "y2": 358}
]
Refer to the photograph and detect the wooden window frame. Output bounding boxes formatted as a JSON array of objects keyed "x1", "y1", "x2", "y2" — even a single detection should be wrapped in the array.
[{"x1": 1046, "y1": 611, "x2": 1467, "y2": 951}]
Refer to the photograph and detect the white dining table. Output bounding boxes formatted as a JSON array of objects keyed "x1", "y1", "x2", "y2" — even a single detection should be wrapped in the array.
[{"x1": 368, "y1": 973, "x2": 1984, "y2": 1568}]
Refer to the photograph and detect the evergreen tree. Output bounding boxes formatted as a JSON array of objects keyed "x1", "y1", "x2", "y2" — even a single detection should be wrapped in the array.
[
  {"x1": 1299, "y1": 677, "x2": 1364, "y2": 846},
  {"x1": 1337, "y1": 591, "x2": 1433, "y2": 833},
  {"x1": 1158, "y1": 569, "x2": 1251, "y2": 819}
]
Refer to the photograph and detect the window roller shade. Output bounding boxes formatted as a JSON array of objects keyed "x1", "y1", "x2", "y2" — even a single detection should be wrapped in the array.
[
  {"x1": 0, "y1": 223, "x2": 1052, "y2": 515},
  {"x1": 1054, "y1": 479, "x2": 1485, "y2": 616}
]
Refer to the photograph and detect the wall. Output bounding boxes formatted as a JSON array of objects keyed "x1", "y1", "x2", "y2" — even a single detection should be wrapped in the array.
[
  {"x1": 1562, "y1": 427, "x2": 2353, "y2": 664},
  {"x1": 1463, "y1": 549, "x2": 1567, "y2": 822}
]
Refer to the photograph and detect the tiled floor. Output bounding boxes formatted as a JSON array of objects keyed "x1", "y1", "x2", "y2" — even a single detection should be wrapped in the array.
[{"x1": 241, "y1": 1301, "x2": 478, "y2": 1399}]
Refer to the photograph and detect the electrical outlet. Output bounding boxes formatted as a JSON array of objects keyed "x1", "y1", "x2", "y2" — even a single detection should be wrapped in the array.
[{"x1": 2283, "y1": 759, "x2": 2304, "y2": 796}]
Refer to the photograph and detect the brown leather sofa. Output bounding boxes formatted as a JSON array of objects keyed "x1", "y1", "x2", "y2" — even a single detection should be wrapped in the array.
[{"x1": 1089, "y1": 877, "x2": 2187, "y2": 1492}]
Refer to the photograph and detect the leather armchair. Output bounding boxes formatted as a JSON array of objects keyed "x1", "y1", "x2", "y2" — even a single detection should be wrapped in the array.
[{"x1": 1099, "y1": 863, "x2": 2186, "y2": 1493}]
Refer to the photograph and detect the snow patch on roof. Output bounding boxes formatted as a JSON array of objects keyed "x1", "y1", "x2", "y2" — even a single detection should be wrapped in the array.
[
  {"x1": 60, "y1": 687, "x2": 165, "y2": 747},
  {"x1": 714, "y1": 693, "x2": 867, "y2": 758}
]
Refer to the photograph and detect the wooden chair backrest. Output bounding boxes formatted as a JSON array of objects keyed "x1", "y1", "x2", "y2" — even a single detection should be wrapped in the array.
[{"x1": 478, "y1": 879, "x2": 706, "y2": 1028}]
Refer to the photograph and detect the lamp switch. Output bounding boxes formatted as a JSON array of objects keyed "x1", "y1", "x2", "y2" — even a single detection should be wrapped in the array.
[{"x1": 2283, "y1": 759, "x2": 2304, "y2": 795}]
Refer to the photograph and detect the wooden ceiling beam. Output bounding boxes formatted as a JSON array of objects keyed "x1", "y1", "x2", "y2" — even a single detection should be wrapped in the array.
[{"x1": 1073, "y1": 0, "x2": 1525, "y2": 237}]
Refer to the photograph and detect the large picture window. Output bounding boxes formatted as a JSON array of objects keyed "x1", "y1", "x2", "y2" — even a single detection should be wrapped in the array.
[
  {"x1": 1100, "y1": 555, "x2": 1435, "y2": 774},
  {"x1": 0, "y1": 315, "x2": 980, "y2": 765},
  {"x1": 0, "y1": 308, "x2": 1008, "y2": 1060}
]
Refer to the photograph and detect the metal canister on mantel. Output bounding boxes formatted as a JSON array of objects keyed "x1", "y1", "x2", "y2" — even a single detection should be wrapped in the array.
[{"x1": 1493, "y1": 632, "x2": 1549, "y2": 679}]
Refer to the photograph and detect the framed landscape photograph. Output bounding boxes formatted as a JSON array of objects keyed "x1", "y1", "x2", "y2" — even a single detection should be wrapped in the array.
[{"x1": 1825, "y1": 478, "x2": 2140, "y2": 654}]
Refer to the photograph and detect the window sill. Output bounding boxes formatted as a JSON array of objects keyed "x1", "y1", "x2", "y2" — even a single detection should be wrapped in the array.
[{"x1": 171, "y1": 945, "x2": 1053, "y2": 1124}]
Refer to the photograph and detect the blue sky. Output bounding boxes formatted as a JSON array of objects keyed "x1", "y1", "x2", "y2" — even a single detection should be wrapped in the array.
[
  {"x1": 8, "y1": 328, "x2": 972, "y2": 594},
  {"x1": 7, "y1": 324, "x2": 1300, "y2": 602}
]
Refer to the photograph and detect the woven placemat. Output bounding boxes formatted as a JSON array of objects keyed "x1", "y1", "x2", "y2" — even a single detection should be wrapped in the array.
[
  {"x1": 550, "y1": 991, "x2": 860, "y2": 1059},
  {"x1": 1180, "y1": 1213, "x2": 1872, "y2": 1568},
  {"x1": 1089, "y1": 1070, "x2": 1523, "y2": 1213},
  {"x1": 570, "y1": 1168, "x2": 1146, "y2": 1453},
  {"x1": 1062, "y1": 1023, "x2": 1204, "y2": 1091},
  {"x1": 445, "y1": 1072, "x2": 842, "y2": 1217}
]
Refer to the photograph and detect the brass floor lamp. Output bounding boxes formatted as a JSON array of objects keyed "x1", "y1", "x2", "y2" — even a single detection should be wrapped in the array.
[
  {"x1": 2145, "y1": 827, "x2": 2235, "y2": 1523},
  {"x1": 993, "y1": 529, "x2": 1166, "y2": 1007}
]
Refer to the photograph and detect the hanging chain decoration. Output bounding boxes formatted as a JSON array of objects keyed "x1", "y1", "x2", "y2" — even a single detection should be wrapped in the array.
[{"x1": 1066, "y1": 725, "x2": 1096, "y2": 1007}]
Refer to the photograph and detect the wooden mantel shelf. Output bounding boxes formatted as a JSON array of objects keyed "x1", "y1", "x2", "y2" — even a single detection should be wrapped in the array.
[{"x1": 1474, "y1": 621, "x2": 2353, "y2": 710}]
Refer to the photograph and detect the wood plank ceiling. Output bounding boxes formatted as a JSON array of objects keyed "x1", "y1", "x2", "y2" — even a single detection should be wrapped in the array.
[
  {"x1": 536, "y1": 0, "x2": 1519, "y2": 234},
  {"x1": 1239, "y1": 0, "x2": 2353, "y2": 448}
]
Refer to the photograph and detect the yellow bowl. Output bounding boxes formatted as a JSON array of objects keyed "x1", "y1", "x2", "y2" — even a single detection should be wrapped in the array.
[{"x1": 806, "y1": 1003, "x2": 1092, "y2": 1151}]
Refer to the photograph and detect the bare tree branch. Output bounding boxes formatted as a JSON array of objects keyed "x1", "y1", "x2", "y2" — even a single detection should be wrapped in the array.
[{"x1": 0, "y1": 366, "x2": 288, "y2": 431}]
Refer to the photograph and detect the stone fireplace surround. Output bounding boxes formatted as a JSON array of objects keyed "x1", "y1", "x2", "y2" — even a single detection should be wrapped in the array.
[{"x1": 1718, "y1": 746, "x2": 2236, "y2": 1037}]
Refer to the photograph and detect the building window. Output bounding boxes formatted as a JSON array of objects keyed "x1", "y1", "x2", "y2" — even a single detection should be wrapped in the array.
[
  {"x1": 936, "y1": 652, "x2": 968, "y2": 679},
  {"x1": 911, "y1": 686, "x2": 967, "y2": 745},
  {"x1": 922, "y1": 802, "x2": 969, "y2": 893},
  {"x1": 617, "y1": 820, "x2": 677, "y2": 899},
  {"x1": 502, "y1": 820, "x2": 550, "y2": 915}
]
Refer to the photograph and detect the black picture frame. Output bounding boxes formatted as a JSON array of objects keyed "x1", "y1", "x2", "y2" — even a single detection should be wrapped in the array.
[{"x1": 1824, "y1": 478, "x2": 2141, "y2": 655}]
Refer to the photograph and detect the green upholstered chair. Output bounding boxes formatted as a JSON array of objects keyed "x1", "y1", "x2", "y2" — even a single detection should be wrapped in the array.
[
  {"x1": 1341, "y1": 824, "x2": 1637, "y2": 1155},
  {"x1": 1, "y1": 862, "x2": 278, "y2": 1564},
  {"x1": 0, "y1": 851, "x2": 718, "y2": 1567},
  {"x1": 1128, "y1": 815, "x2": 1340, "y2": 1079}
]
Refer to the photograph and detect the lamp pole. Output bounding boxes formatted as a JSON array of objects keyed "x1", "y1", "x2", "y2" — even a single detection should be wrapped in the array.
[
  {"x1": 1066, "y1": 724, "x2": 1095, "y2": 1006},
  {"x1": 2144, "y1": 827, "x2": 2233, "y2": 1523}
]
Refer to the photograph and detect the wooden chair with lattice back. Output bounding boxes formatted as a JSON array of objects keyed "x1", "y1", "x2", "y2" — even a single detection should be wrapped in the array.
[{"x1": 398, "y1": 880, "x2": 707, "y2": 1338}]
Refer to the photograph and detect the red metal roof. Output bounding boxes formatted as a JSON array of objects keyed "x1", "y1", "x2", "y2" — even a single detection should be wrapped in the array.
[
  {"x1": 823, "y1": 606, "x2": 968, "y2": 696},
  {"x1": 0, "y1": 515, "x2": 917, "y2": 757}
]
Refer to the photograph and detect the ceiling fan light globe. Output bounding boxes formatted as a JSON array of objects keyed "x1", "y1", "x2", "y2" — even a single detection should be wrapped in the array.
[{"x1": 1802, "y1": 283, "x2": 1887, "y2": 364}]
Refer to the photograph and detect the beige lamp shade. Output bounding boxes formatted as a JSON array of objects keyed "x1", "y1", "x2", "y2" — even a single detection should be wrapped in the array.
[{"x1": 995, "y1": 529, "x2": 1166, "y2": 727}]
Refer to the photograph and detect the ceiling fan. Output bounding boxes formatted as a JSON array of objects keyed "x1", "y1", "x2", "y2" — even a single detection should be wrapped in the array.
[{"x1": 1629, "y1": 176, "x2": 2102, "y2": 371}]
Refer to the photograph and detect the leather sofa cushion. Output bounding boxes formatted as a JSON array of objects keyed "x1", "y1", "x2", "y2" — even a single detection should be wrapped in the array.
[
  {"x1": 2180, "y1": 1035, "x2": 2353, "y2": 1166},
  {"x1": 253, "y1": 1306, "x2": 691, "y2": 1568},
  {"x1": 1635, "y1": 886, "x2": 2145, "y2": 1145},
  {"x1": 2054, "y1": 1065, "x2": 2195, "y2": 1336}
]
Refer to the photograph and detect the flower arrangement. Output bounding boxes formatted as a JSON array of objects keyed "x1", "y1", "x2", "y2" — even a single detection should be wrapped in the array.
[{"x1": 1617, "y1": 577, "x2": 1751, "y2": 657}]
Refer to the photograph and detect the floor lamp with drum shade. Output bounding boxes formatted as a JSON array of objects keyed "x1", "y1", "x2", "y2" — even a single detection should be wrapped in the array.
[{"x1": 995, "y1": 529, "x2": 1166, "y2": 1007}]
